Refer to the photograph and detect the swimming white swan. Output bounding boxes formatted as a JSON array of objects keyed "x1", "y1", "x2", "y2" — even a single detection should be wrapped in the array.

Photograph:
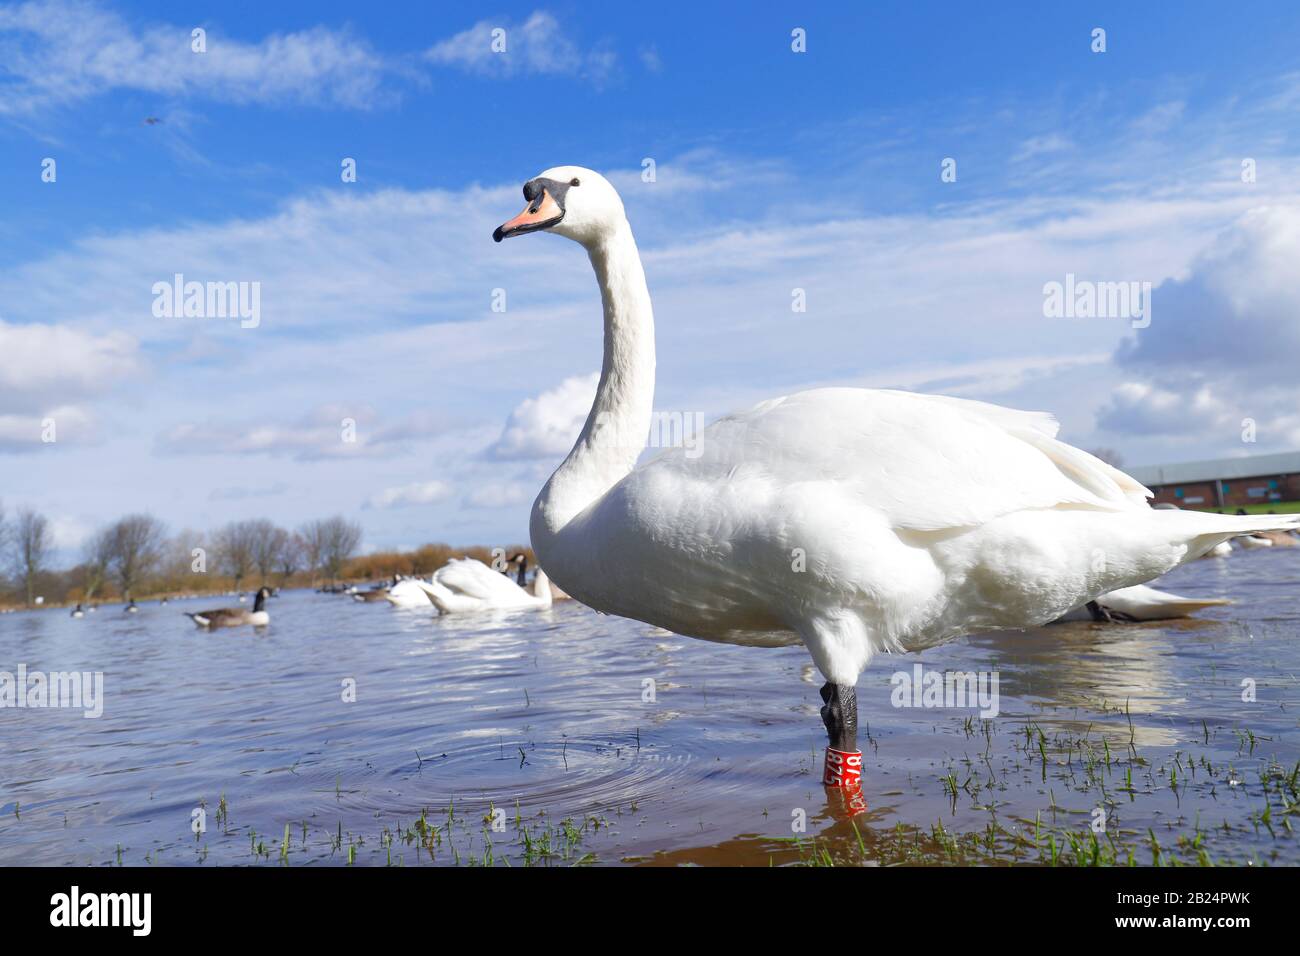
[
  {"x1": 493, "y1": 165, "x2": 1300, "y2": 792},
  {"x1": 411, "y1": 558, "x2": 552, "y2": 613},
  {"x1": 185, "y1": 586, "x2": 271, "y2": 628},
  {"x1": 385, "y1": 578, "x2": 436, "y2": 608},
  {"x1": 1054, "y1": 583, "x2": 1231, "y2": 623}
]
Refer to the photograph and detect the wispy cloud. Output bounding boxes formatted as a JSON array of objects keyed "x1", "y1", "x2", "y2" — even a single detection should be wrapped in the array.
[
  {"x1": 156, "y1": 404, "x2": 453, "y2": 461},
  {"x1": 0, "y1": 0, "x2": 393, "y2": 114},
  {"x1": 365, "y1": 480, "x2": 454, "y2": 510},
  {"x1": 425, "y1": 11, "x2": 617, "y2": 86}
]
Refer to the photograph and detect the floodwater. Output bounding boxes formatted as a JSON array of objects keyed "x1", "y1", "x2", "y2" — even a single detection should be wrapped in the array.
[{"x1": 1, "y1": 547, "x2": 1297, "y2": 867}]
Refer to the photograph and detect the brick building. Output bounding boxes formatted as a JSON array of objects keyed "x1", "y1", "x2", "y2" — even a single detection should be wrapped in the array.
[{"x1": 1126, "y1": 451, "x2": 1300, "y2": 511}]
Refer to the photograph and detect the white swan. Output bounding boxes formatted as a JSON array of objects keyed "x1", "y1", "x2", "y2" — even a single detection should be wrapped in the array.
[
  {"x1": 1055, "y1": 583, "x2": 1231, "y2": 622},
  {"x1": 493, "y1": 166, "x2": 1300, "y2": 790},
  {"x1": 385, "y1": 578, "x2": 436, "y2": 608},
  {"x1": 411, "y1": 558, "x2": 552, "y2": 613}
]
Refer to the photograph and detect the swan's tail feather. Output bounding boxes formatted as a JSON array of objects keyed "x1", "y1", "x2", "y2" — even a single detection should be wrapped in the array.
[
  {"x1": 1154, "y1": 597, "x2": 1233, "y2": 617},
  {"x1": 411, "y1": 578, "x2": 456, "y2": 613},
  {"x1": 1166, "y1": 511, "x2": 1300, "y2": 561}
]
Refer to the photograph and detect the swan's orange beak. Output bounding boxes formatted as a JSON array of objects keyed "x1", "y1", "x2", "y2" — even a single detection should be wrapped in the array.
[{"x1": 493, "y1": 188, "x2": 563, "y2": 242}]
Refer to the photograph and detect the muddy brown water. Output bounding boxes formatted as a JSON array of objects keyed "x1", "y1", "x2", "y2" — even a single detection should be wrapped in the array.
[{"x1": 1, "y1": 548, "x2": 1297, "y2": 866}]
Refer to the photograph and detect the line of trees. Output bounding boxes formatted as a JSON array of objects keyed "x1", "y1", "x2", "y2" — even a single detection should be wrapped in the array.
[{"x1": 0, "y1": 505, "x2": 365, "y2": 608}]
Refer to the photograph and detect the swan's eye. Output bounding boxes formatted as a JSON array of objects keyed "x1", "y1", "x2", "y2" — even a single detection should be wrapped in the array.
[{"x1": 570, "y1": 178, "x2": 581, "y2": 187}]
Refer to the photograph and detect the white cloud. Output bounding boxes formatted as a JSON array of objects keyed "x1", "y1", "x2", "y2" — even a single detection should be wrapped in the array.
[
  {"x1": 0, "y1": 320, "x2": 140, "y2": 411},
  {"x1": 155, "y1": 404, "x2": 451, "y2": 460},
  {"x1": 639, "y1": 45, "x2": 662, "y2": 73},
  {"x1": 463, "y1": 481, "x2": 534, "y2": 509},
  {"x1": 0, "y1": 404, "x2": 98, "y2": 452},
  {"x1": 1013, "y1": 133, "x2": 1072, "y2": 161},
  {"x1": 424, "y1": 11, "x2": 616, "y2": 85},
  {"x1": 0, "y1": 0, "x2": 391, "y2": 114},
  {"x1": 1100, "y1": 206, "x2": 1300, "y2": 454},
  {"x1": 1116, "y1": 206, "x2": 1300, "y2": 382},
  {"x1": 365, "y1": 480, "x2": 454, "y2": 509},
  {"x1": 7, "y1": 129, "x2": 1300, "y2": 541},
  {"x1": 1096, "y1": 381, "x2": 1231, "y2": 437},
  {"x1": 487, "y1": 373, "x2": 597, "y2": 461},
  {"x1": 46, "y1": 513, "x2": 92, "y2": 551}
]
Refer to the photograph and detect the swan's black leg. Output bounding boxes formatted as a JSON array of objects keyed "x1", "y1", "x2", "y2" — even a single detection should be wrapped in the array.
[
  {"x1": 1088, "y1": 601, "x2": 1139, "y2": 623},
  {"x1": 819, "y1": 682, "x2": 858, "y2": 753},
  {"x1": 820, "y1": 682, "x2": 864, "y2": 802},
  {"x1": 1085, "y1": 600, "x2": 1113, "y2": 623}
]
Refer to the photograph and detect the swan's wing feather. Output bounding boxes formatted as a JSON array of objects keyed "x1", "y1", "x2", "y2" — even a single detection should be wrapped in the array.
[
  {"x1": 433, "y1": 559, "x2": 525, "y2": 600},
  {"x1": 667, "y1": 388, "x2": 1150, "y2": 533}
]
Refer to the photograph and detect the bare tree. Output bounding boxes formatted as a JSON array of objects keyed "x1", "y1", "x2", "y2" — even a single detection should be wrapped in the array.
[
  {"x1": 320, "y1": 516, "x2": 363, "y2": 585},
  {"x1": 298, "y1": 520, "x2": 327, "y2": 587},
  {"x1": 249, "y1": 519, "x2": 282, "y2": 586},
  {"x1": 275, "y1": 529, "x2": 302, "y2": 585},
  {"x1": 80, "y1": 526, "x2": 117, "y2": 602},
  {"x1": 214, "y1": 521, "x2": 258, "y2": 592},
  {"x1": 11, "y1": 508, "x2": 50, "y2": 607},
  {"x1": 110, "y1": 514, "x2": 166, "y2": 602}
]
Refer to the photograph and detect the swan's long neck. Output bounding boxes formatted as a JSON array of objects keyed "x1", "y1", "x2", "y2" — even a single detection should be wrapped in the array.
[{"x1": 532, "y1": 220, "x2": 655, "y2": 542}]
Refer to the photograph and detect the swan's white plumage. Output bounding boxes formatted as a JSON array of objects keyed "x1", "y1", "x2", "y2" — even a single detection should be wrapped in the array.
[
  {"x1": 413, "y1": 558, "x2": 552, "y2": 613},
  {"x1": 506, "y1": 165, "x2": 1300, "y2": 686},
  {"x1": 385, "y1": 579, "x2": 434, "y2": 608}
]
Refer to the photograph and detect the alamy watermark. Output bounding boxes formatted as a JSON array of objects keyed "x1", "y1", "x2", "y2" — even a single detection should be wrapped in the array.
[
  {"x1": 594, "y1": 409, "x2": 706, "y2": 458},
  {"x1": 890, "y1": 663, "x2": 1000, "y2": 719},
  {"x1": 1042, "y1": 273, "x2": 1151, "y2": 329},
  {"x1": 152, "y1": 274, "x2": 261, "y2": 328},
  {"x1": 0, "y1": 665, "x2": 103, "y2": 718}
]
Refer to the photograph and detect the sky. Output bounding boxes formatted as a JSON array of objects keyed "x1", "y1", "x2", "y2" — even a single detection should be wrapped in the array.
[{"x1": 2, "y1": 0, "x2": 1300, "y2": 560}]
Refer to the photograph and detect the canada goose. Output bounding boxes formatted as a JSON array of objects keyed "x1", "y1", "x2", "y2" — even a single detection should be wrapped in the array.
[
  {"x1": 353, "y1": 576, "x2": 397, "y2": 602},
  {"x1": 186, "y1": 586, "x2": 271, "y2": 628}
]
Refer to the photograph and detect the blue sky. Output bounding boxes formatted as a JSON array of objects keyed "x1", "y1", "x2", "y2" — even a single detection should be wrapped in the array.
[{"x1": 3, "y1": 0, "x2": 1300, "y2": 559}]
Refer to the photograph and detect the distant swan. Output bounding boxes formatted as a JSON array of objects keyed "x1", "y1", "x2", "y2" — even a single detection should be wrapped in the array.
[
  {"x1": 186, "y1": 586, "x2": 271, "y2": 628},
  {"x1": 412, "y1": 558, "x2": 552, "y2": 613},
  {"x1": 492, "y1": 164, "x2": 1300, "y2": 793}
]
